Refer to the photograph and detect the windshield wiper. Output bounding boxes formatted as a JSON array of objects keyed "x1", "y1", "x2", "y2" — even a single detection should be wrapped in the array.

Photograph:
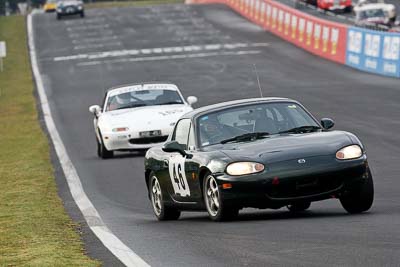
[
  {"x1": 158, "y1": 101, "x2": 183, "y2": 105},
  {"x1": 278, "y1": 125, "x2": 321, "y2": 134},
  {"x1": 114, "y1": 103, "x2": 147, "y2": 110},
  {"x1": 220, "y1": 132, "x2": 270, "y2": 144}
]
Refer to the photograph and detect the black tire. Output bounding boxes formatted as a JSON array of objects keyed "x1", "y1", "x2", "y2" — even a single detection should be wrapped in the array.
[
  {"x1": 306, "y1": 0, "x2": 317, "y2": 6},
  {"x1": 97, "y1": 132, "x2": 113, "y2": 159},
  {"x1": 340, "y1": 170, "x2": 374, "y2": 214},
  {"x1": 149, "y1": 174, "x2": 180, "y2": 221},
  {"x1": 203, "y1": 174, "x2": 238, "y2": 222},
  {"x1": 80, "y1": 11, "x2": 85, "y2": 18},
  {"x1": 56, "y1": 14, "x2": 61, "y2": 20},
  {"x1": 344, "y1": 5, "x2": 353, "y2": 13},
  {"x1": 287, "y1": 202, "x2": 311, "y2": 212}
]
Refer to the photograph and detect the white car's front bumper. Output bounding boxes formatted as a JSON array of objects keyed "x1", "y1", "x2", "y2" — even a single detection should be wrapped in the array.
[{"x1": 101, "y1": 130, "x2": 170, "y2": 150}]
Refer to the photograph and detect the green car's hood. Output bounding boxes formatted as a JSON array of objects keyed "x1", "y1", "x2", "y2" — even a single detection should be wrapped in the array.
[{"x1": 214, "y1": 131, "x2": 355, "y2": 164}]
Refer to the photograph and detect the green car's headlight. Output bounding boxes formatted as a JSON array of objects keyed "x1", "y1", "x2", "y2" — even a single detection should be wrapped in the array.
[
  {"x1": 336, "y1": 145, "x2": 363, "y2": 160},
  {"x1": 226, "y1": 162, "x2": 265, "y2": 176}
]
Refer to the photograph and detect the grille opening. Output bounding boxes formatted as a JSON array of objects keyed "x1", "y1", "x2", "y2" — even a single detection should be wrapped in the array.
[
  {"x1": 129, "y1": 136, "x2": 168, "y2": 145},
  {"x1": 268, "y1": 176, "x2": 343, "y2": 199}
]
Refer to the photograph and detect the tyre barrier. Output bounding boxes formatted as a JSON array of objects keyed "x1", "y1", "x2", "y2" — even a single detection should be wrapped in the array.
[{"x1": 187, "y1": 0, "x2": 400, "y2": 78}]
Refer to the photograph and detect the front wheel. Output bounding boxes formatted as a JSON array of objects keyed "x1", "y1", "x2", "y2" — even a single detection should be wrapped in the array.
[
  {"x1": 287, "y1": 202, "x2": 311, "y2": 212},
  {"x1": 149, "y1": 174, "x2": 180, "y2": 221},
  {"x1": 80, "y1": 11, "x2": 85, "y2": 18},
  {"x1": 97, "y1": 133, "x2": 113, "y2": 159},
  {"x1": 340, "y1": 170, "x2": 374, "y2": 214},
  {"x1": 203, "y1": 174, "x2": 238, "y2": 221}
]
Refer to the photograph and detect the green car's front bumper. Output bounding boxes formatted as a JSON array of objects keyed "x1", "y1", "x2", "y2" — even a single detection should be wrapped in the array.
[{"x1": 214, "y1": 156, "x2": 369, "y2": 209}]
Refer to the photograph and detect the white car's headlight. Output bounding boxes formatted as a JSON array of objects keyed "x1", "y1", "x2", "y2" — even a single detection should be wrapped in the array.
[
  {"x1": 226, "y1": 162, "x2": 265, "y2": 176},
  {"x1": 336, "y1": 145, "x2": 363, "y2": 160},
  {"x1": 78, "y1": 5, "x2": 83, "y2": 9},
  {"x1": 112, "y1": 127, "x2": 129, "y2": 132}
]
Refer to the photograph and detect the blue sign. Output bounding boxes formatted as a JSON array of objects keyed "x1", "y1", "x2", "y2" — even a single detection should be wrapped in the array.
[{"x1": 346, "y1": 27, "x2": 400, "y2": 78}]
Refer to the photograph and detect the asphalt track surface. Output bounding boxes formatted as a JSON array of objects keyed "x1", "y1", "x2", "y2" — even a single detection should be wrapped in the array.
[{"x1": 33, "y1": 4, "x2": 400, "y2": 266}]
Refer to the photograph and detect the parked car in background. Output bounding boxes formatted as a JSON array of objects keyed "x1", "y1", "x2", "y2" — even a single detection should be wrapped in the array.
[
  {"x1": 304, "y1": 0, "x2": 353, "y2": 12},
  {"x1": 43, "y1": 0, "x2": 57, "y2": 12},
  {"x1": 354, "y1": 0, "x2": 397, "y2": 24},
  {"x1": 56, "y1": 0, "x2": 85, "y2": 20},
  {"x1": 354, "y1": 3, "x2": 396, "y2": 28}
]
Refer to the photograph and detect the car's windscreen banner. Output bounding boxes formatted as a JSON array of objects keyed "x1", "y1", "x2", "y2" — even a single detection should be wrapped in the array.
[{"x1": 346, "y1": 27, "x2": 400, "y2": 78}]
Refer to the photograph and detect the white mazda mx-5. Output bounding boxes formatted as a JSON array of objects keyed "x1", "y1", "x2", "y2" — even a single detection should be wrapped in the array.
[{"x1": 89, "y1": 83, "x2": 198, "y2": 159}]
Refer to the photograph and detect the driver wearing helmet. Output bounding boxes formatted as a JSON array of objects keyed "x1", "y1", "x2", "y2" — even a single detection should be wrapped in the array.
[
  {"x1": 199, "y1": 115, "x2": 229, "y2": 146},
  {"x1": 108, "y1": 92, "x2": 132, "y2": 111}
]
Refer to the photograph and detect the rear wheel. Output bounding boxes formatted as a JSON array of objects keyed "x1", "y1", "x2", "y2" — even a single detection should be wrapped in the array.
[
  {"x1": 203, "y1": 174, "x2": 238, "y2": 221},
  {"x1": 340, "y1": 170, "x2": 374, "y2": 214},
  {"x1": 287, "y1": 202, "x2": 311, "y2": 212},
  {"x1": 150, "y1": 174, "x2": 180, "y2": 221},
  {"x1": 97, "y1": 132, "x2": 113, "y2": 159}
]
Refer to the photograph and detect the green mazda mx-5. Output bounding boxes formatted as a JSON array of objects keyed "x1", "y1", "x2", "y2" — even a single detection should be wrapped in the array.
[{"x1": 144, "y1": 98, "x2": 374, "y2": 221}]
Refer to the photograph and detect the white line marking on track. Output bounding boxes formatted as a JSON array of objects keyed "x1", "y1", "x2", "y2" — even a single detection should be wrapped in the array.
[
  {"x1": 76, "y1": 50, "x2": 262, "y2": 66},
  {"x1": 53, "y1": 42, "x2": 269, "y2": 62},
  {"x1": 72, "y1": 35, "x2": 119, "y2": 44},
  {"x1": 74, "y1": 42, "x2": 122, "y2": 50},
  {"x1": 67, "y1": 24, "x2": 110, "y2": 31},
  {"x1": 28, "y1": 14, "x2": 150, "y2": 267},
  {"x1": 63, "y1": 17, "x2": 106, "y2": 25},
  {"x1": 69, "y1": 30, "x2": 114, "y2": 38}
]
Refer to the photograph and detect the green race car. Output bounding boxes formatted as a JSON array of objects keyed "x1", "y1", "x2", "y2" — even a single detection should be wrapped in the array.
[{"x1": 144, "y1": 98, "x2": 374, "y2": 221}]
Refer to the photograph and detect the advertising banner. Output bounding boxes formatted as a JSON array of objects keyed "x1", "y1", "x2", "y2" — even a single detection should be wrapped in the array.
[
  {"x1": 346, "y1": 27, "x2": 400, "y2": 78},
  {"x1": 187, "y1": 0, "x2": 399, "y2": 78},
  {"x1": 213, "y1": 0, "x2": 348, "y2": 64}
]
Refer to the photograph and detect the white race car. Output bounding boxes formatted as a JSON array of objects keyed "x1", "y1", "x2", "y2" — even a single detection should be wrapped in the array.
[
  {"x1": 354, "y1": 0, "x2": 397, "y2": 25},
  {"x1": 89, "y1": 83, "x2": 198, "y2": 159}
]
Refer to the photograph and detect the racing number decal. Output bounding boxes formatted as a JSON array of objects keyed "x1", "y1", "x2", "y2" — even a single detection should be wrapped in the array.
[
  {"x1": 173, "y1": 164, "x2": 186, "y2": 190},
  {"x1": 168, "y1": 156, "x2": 190, "y2": 197}
]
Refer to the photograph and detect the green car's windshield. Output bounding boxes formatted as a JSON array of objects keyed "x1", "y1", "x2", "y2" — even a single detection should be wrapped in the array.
[{"x1": 197, "y1": 102, "x2": 320, "y2": 147}]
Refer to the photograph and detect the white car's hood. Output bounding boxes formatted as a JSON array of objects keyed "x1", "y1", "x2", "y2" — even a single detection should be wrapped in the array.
[
  {"x1": 58, "y1": 0, "x2": 82, "y2": 6},
  {"x1": 99, "y1": 104, "x2": 192, "y2": 132}
]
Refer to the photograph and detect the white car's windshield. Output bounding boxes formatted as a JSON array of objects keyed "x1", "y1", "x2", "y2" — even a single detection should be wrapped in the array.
[
  {"x1": 197, "y1": 102, "x2": 320, "y2": 147},
  {"x1": 106, "y1": 89, "x2": 184, "y2": 111},
  {"x1": 359, "y1": 9, "x2": 386, "y2": 19}
]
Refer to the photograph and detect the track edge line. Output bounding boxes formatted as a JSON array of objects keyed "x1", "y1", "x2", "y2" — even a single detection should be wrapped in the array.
[{"x1": 27, "y1": 12, "x2": 150, "y2": 267}]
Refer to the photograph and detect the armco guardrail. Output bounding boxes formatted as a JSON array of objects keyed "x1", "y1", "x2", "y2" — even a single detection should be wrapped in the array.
[
  {"x1": 347, "y1": 27, "x2": 400, "y2": 78},
  {"x1": 188, "y1": 0, "x2": 400, "y2": 78}
]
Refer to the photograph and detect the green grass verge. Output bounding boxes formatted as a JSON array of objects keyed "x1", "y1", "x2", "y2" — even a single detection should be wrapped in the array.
[
  {"x1": 85, "y1": 0, "x2": 184, "y2": 9},
  {"x1": 0, "y1": 16, "x2": 99, "y2": 267}
]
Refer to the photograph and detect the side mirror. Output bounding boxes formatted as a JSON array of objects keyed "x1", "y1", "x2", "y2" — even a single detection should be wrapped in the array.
[
  {"x1": 321, "y1": 118, "x2": 335, "y2": 130},
  {"x1": 186, "y1": 96, "x2": 198, "y2": 106},
  {"x1": 89, "y1": 105, "x2": 101, "y2": 115},
  {"x1": 162, "y1": 141, "x2": 186, "y2": 156}
]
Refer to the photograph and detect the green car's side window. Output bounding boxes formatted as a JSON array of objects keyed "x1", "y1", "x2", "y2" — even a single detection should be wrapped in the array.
[
  {"x1": 172, "y1": 119, "x2": 191, "y2": 150},
  {"x1": 187, "y1": 125, "x2": 196, "y2": 150}
]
